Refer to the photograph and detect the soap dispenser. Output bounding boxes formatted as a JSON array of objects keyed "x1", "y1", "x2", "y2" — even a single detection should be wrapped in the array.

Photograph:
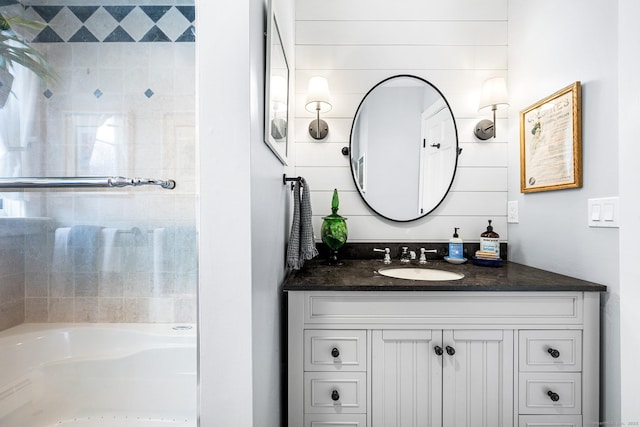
[
  {"x1": 480, "y1": 220, "x2": 500, "y2": 257},
  {"x1": 448, "y1": 228, "x2": 464, "y2": 260}
]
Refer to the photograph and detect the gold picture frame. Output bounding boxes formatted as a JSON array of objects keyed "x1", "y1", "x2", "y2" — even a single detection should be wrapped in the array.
[{"x1": 520, "y1": 81, "x2": 582, "y2": 193}]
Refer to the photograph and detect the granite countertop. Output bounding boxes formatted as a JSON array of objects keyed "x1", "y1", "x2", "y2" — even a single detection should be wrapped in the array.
[{"x1": 282, "y1": 258, "x2": 607, "y2": 292}]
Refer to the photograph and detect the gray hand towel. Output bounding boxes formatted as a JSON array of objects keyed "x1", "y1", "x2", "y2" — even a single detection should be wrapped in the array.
[{"x1": 287, "y1": 177, "x2": 318, "y2": 270}]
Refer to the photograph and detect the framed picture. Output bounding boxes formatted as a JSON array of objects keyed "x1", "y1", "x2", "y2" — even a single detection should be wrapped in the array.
[{"x1": 520, "y1": 81, "x2": 582, "y2": 193}]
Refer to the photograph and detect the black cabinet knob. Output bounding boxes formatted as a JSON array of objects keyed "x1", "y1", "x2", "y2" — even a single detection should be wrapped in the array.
[
  {"x1": 331, "y1": 390, "x2": 340, "y2": 401},
  {"x1": 434, "y1": 346, "x2": 443, "y2": 356},
  {"x1": 547, "y1": 390, "x2": 560, "y2": 402},
  {"x1": 331, "y1": 347, "x2": 340, "y2": 358},
  {"x1": 548, "y1": 348, "x2": 560, "y2": 358},
  {"x1": 446, "y1": 345, "x2": 456, "y2": 356}
]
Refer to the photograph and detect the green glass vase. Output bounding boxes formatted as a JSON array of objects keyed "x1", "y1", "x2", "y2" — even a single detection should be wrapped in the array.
[{"x1": 321, "y1": 189, "x2": 348, "y2": 265}]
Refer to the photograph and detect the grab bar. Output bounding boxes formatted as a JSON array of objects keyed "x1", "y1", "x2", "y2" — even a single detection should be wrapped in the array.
[{"x1": 0, "y1": 176, "x2": 176, "y2": 190}]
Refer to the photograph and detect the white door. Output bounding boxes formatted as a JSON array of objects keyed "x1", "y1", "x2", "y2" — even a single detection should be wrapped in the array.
[
  {"x1": 372, "y1": 330, "x2": 443, "y2": 427},
  {"x1": 442, "y1": 330, "x2": 514, "y2": 427},
  {"x1": 419, "y1": 103, "x2": 456, "y2": 214}
]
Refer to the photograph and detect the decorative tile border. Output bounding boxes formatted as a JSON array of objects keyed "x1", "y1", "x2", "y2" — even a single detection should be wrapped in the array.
[{"x1": 26, "y1": 5, "x2": 195, "y2": 43}]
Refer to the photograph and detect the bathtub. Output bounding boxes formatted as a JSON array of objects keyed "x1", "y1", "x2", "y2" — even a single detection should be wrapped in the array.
[{"x1": 0, "y1": 323, "x2": 197, "y2": 427}]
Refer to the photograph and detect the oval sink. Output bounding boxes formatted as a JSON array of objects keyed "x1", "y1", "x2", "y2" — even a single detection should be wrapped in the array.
[{"x1": 378, "y1": 267, "x2": 464, "y2": 281}]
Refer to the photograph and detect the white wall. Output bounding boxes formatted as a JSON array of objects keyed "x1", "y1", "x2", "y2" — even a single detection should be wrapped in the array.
[
  {"x1": 251, "y1": 0, "x2": 295, "y2": 425},
  {"x1": 508, "y1": 0, "x2": 620, "y2": 422},
  {"x1": 618, "y1": 0, "x2": 640, "y2": 422},
  {"x1": 198, "y1": 0, "x2": 254, "y2": 425},
  {"x1": 295, "y1": 0, "x2": 509, "y2": 243},
  {"x1": 199, "y1": 0, "x2": 293, "y2": 424}
]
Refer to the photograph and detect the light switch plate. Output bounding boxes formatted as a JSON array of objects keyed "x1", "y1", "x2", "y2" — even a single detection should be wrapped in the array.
[
  {"x1": 588, "y1": 197, "x2": 619, "y2": 228},
  {"x1": 507, "y1": 201, "x2": 519, "y2": 223}
]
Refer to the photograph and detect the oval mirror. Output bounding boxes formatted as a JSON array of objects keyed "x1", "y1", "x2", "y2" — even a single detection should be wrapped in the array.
[{"x1": 349, "y1": 75, "x2": 459, "y2": 222}]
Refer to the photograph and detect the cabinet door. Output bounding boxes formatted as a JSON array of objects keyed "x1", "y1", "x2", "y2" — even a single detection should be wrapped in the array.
[
  {"x1": 372, "y1": 330, "x2": 442, "y2": 427},
  {"x1": 442, "y1": 330, "x2": 514, "y2": 427}
]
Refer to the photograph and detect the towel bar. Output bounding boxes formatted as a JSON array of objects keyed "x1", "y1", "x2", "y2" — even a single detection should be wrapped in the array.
[
  {"x1": 283, "y1": 174, "x2": 301, "y2": 185},
  {"x1": 0, "y1": 176, "x2": 176, "y2": 190}
]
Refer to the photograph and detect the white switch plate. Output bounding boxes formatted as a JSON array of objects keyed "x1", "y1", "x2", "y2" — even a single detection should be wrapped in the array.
[
  {"x1": 507, "y1": 201, "x2": 519, "y2": 223},
  {"x1": 588, "y1": 197, "x2": 619, "y2": 228}
]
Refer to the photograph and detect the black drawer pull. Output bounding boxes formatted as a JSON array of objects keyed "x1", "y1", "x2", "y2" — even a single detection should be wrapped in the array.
[
  {"x1": 446, "y1": 345, "x2": 455, "y2": 356},
  {"x1": 331, "y1": 347, "x2": 340, "y2": 358},
  {"x1": 434, "y1": 346, "x2": 443, "y2": 356},
  {"x1": 547, "y1": 347, "x2": 560, "y2": 358},
  {"x1": 331, "y1": 390, "x2": 340, "y2": 401},
  {"x1": 547, "y1": 390, "x2": 560, "y2": 402}
]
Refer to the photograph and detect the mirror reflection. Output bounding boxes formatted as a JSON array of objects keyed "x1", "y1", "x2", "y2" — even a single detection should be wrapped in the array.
[
  {"x1": 349, "y1": 75, "x2": 459, "y2": 222},
  {"x1": 264, "y1": 6, "x2": 289, "y2": 164}
]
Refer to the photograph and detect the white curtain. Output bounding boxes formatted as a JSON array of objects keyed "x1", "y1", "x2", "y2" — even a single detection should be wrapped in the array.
[
  {"x1": 0, "y1": 62, "x2": 39, "y2": 174},
  {"x1": 0, "y1": 62, "x2": 40, "y2": 217},
  {"x1": 0, "y1": 2, "x2": 42, "y2": 180}
]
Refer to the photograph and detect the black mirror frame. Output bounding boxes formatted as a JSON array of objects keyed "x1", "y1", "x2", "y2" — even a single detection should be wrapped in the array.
[{"x1": 348, "y1": 74, "x2": 460, "y2": 222}]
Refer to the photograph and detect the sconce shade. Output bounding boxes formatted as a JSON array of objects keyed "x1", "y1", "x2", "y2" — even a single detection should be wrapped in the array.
[
  {"x1": 475, "y1": 77, "x2": 509, "y2": 140},
  {"x1": 305, "y1": 76, "x2": 332, "y2": 113},
  {"x1": 478, "y1": 77, "x2": 509, "y2": 111},
  {"x1": 305, "y1": 76, "x2": 332, "y2": 140}
]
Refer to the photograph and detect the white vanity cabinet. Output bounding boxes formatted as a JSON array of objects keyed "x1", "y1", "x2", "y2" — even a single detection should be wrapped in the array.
[
  {"x1": 287, "y1": 291, "x2": 600, "y2": 427},
  {"x1": 372, "y1": 328, "x2": 513, "y2": 427}
]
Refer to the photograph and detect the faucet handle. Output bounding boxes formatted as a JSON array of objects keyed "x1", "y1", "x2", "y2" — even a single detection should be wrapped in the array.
[
  {"x1": 419, "y1": 248, "x2": 438, "y2": 264},
  {"x1": 373, "y1": 248, "x2": 392, "y2": 264}
]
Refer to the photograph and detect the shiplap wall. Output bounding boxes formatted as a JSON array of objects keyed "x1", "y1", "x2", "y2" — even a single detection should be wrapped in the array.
[{"x1": 294, "y1": 0, "x2": 509, "y2": 243}]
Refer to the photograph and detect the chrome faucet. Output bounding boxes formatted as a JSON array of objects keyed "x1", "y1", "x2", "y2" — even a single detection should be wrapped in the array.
[
  {"x1": 373, "y1": 248, "x2": 391, "y2": 264},
  {"x1": 400, "y1": 247, "x2": 416, "y2": 264}
]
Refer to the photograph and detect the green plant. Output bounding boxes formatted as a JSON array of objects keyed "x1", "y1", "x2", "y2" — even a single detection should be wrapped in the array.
[{"x1": 0, "y1": 12, "x2": 56, "y2": 83}]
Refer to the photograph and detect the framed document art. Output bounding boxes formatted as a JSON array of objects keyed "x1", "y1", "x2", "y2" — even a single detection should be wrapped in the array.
[{"x1": 520, "y1": 82, "x2": 582, "y2": 193}]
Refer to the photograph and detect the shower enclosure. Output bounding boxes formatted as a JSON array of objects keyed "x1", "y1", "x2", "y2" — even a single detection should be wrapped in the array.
[{"x1": 0, "y1": 1, "x2": 197, "y2": 425}]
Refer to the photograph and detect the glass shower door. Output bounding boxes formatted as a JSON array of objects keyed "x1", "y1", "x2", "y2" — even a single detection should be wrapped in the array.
[{"x1": 0, "y1": 1, "x2": 197, "y2": 425}]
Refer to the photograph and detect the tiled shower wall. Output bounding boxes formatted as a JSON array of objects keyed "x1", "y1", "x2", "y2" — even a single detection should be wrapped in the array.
[{"x1": 0, "y1": 2, "x2": 196, "y2": 331}]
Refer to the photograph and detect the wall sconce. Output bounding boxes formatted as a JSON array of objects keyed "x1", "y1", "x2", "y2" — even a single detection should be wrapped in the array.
[
  {"x1": 474, "y1": 77, "x2": 509, "y2": 140},
  {"x1": 305, "y1": 76, "x2": 332, "y2": 140}
]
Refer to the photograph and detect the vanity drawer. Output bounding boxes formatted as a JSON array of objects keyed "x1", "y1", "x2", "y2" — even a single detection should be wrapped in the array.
[
  {"x1": 305, "y1": 330, "x2": 366, "y2": 371},
  {"x1": 305, "y1": 414, "x2": 367, "y2": 427},
  {"x1": 520, "y1": 330, "x2": 582, "y2": 371},
  {"x1": 519, "y1": 372, "x2": 581, "y2": 415},
  {"x1": 519, "y1": 415, "x2": 582, "y2": 427},
  {"x1": 303, "y1": 292, "x2": 583, "y2": 325},
  {"x1": 305, "y1": 372, "x2": 367, "y2": 414}
]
